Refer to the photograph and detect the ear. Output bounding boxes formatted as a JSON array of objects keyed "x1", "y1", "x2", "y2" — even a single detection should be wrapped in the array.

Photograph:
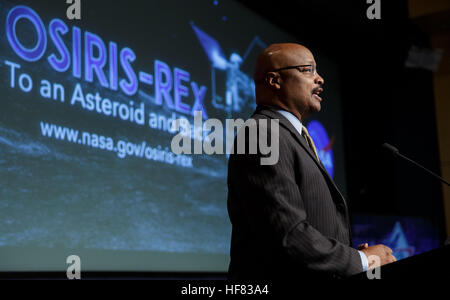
[{"x1": 266, "y1": 72, "x2": 281, "y2": 90}]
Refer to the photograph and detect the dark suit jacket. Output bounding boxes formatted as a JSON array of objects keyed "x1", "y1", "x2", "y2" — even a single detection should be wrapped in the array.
[{"x1": 227, "y1": 105, "x2": 362, "y2": 280}]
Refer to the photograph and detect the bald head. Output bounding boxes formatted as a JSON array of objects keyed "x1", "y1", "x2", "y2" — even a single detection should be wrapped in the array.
[{"x1": 254, "y1": 43, "x2": 313, "y2": 84}]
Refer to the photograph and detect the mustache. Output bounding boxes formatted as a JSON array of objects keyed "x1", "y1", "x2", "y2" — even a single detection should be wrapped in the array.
[{"x1": 312, "y1": 86, "x2": 323, "y2": 94}]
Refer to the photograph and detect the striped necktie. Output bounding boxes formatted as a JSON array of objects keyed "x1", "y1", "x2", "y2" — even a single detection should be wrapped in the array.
[{"x1": 302, "y1": 125, "x2": 320, "y2": 162}]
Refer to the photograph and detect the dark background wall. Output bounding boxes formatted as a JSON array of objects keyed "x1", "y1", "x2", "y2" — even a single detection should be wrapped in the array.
[{"x1": 238, "y1": 0, "x2": 446, "y2": 242}]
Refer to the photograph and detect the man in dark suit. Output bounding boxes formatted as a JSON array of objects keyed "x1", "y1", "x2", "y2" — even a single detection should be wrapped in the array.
[{"x1": 227, "y1": 43, "x2": 396, "y2": 280}]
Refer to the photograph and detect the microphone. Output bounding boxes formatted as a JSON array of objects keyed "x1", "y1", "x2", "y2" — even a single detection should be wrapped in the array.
[
  {"x1": 382, "y1": 143, "x2": 399, "y2": 157},
  {"x1": 382, "y1": 143, "x2": 450, "y2": 186}
]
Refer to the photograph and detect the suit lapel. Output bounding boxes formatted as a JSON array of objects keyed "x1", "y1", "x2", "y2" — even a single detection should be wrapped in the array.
[
  {"x1": 255, "y1": 106, "x2": 349, "y2": 208},
  {"x1": 256, "y1": 106, "x2": 328, "y2": 173}
]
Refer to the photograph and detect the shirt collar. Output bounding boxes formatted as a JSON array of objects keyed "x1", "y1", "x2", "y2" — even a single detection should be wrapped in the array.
[{"x1": 275, "y1": 109, "x2": 303, "y2": 136}]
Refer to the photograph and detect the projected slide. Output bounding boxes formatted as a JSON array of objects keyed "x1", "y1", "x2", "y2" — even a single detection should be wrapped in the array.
[{"x1": 0, "y1": 0, "x2": 347, "y2": 271}]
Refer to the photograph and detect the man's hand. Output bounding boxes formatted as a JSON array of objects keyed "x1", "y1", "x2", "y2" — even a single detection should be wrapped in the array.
[
  {"x1": 360, "y1": 244, "x2": 397, "y2": 269},
  {"x1": 357, "y1": 243, "x2": 369, "y2": 250}
]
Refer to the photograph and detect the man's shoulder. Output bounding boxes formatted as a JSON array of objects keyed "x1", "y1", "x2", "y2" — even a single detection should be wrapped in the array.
[
  {"x1": 250, "y1": 105, "x2": 282, "y2": 120},
  {"x1": 247, "y1": 106, "x2": 295, "y2": 139}
]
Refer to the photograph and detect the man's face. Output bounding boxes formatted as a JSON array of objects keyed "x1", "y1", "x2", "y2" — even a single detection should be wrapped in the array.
[{"x1": 276, "y1": 48, "x2": 324, "y2": 120}]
